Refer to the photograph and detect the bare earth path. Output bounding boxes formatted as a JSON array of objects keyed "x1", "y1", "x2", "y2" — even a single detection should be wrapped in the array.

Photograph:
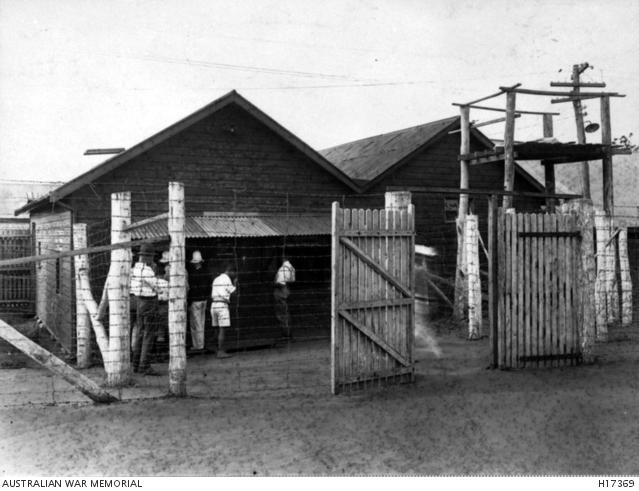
[{"x1": 1, "y1": 329, "x2": 638, "y2": 476}]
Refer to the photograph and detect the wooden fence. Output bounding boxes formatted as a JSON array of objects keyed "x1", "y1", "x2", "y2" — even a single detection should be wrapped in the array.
[
  {"x1": 331, "y1": 199, "x2": 415, "y2": 394},
  {"x1": 496, "y1": 210, "x2": 581, "y2": 368},
  {"x1": 0, "y1": 231, "x2": 34, "y2": 314}
]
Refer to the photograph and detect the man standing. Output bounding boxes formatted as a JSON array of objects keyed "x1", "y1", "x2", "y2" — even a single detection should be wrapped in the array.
[
  {"x1": 211, "y1": 264, "x2": 237, "y2": 359},
  {"x1": 130, "y1": 244, "x2": 160, "y2": 375},
  {"x1": 274, "y1": 256, "x2": 295, "y2": 339},
  {"x1": 187, "y1": 250, "x2": 209, "y2": 352}
]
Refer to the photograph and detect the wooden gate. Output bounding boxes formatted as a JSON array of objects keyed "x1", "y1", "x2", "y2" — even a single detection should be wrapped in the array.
[
  {"x1": 331, "y1": 202, "x2": 415, "y2": 394},
  {"x1": 496, "y1": 210, "x2": 581, "y2": 368}
]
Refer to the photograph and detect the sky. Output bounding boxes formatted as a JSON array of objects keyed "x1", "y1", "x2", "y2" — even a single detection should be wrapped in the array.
[{"x1": 1, "y1": 0, "x2": 638, "y2": 183}]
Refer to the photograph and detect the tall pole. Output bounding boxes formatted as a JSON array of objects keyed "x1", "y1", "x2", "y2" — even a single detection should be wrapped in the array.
[
  {"x1": 168, "y1": 181, "x2": 187, "y2": 397},
  {"x1": 571, "y1": 63, "x2": 591, "y2": 199},
  {"x1": 502, "y1": 91, "x2": 517, "y2": 209},
  {"x1": 542, "y1": 114, "x2": 556, "y2": 212},
  {"x1": 601, "y1": 95, "x2": 613, "y2": 214},
  {"x1": 454, "y1": 106, "x2": 471, "y2": 321}
]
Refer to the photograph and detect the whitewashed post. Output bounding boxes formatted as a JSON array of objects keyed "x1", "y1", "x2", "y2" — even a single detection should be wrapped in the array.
[
  {"x1": 73, "y1": 223, "x2": 92, "y2": 369},
  {"x1": 106, "y1": 191, "x2": 132, "y2": 387},
  {"x1": 168, "y1": 182, "x2": 187, "y2": 396},
  {"x1": 619, "y1": 228, "x2": 633, "y2": 326},
  {"x1": 465, "y1": 215, "x2": 482, "y2": 339},
  {"x1": 594, "y1": 210, "x2": 609, "y2": 341},
  {"x1": 564, "y1": 199, "x2": 596, "y2": 363},
  {"x1": 454, "y1": 105, "x2": 471, "y2": 321}
]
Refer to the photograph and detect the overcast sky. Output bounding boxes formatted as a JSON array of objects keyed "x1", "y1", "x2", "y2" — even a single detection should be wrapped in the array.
[{"x1": 1, "y1": 0, "x2": 638, "y2": 182}]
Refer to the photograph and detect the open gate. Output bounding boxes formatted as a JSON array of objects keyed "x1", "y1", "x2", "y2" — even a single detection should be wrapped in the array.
[
  {"x1": 495, "y1": 209, "x2": 582, "y2": 368},
  {"x1": 330, "y1": 202, "x2": 415, "y2": 394}
]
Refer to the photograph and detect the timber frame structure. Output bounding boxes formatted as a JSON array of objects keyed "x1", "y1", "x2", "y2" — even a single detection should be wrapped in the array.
[{"x1": 453, "y1": 83, "x2": 630, "y2": 212}]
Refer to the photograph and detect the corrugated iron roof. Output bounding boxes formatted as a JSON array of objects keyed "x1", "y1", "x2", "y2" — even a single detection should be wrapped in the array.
[
  {"x1": 127, "y1": 213, "x2": 331, "y2": 240},
  {"x1": 320, "y1": 117, "x2": 459, "y2": 184}
]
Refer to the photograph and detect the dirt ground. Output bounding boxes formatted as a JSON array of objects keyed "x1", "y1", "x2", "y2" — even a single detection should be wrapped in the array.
[{"x1": 0, "y1": 321, "x2": 638, "y2": 476}]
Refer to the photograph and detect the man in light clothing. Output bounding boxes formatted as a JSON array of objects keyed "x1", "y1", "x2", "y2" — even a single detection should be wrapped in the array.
[
  {"x1": 274, "y1": 257, "x2": 295, "y2": 339},
  {"x1": 187, "y1": 250, "x2": 209, "y2": 351},
  {"x1": 130, "y1": 244, "x2": 160, "y2": 375},
  {"x1": 211, "y1": 264, "x2": 237, "y2": 359}
]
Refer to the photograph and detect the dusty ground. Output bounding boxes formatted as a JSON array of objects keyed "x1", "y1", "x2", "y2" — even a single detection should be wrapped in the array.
[{"x1": 0, "y1": 320, "x2": 638, "y2": 476}]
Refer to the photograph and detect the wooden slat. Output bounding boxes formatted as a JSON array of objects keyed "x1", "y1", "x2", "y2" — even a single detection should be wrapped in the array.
[
  {"x1": 558, "y1": 214, "x2": 567, "y2": 366},
  {"x1": 330, "y1": 202, "x2": 340, "y2": 394},
  {"x1": 565, "y1": 214, "x2": 574, "y2": 364},
  {"x1": 529, "y1": 214, "x2": 538, "y2": 367},
  {"x1": 497, "y1": 208, "x2": 505, "y2": 368},
  {"x1": 536, "y1": 214, "x2": 544, "y2": 367},
  {"x1": 488, "y1": 196, "x2": 498, "y2": 367},
  {"x1": 338, "y1": 310, "x2": 410, "y2": 367},
  {"x1": 547, "y1": 213, "x2": 555, "y2": 367},
  {"x1": 523, "y1": 213, "x2": 531, "y2": 366},
  {"x1": 504, "y1": 211, "x2": 512, "y2": 367},
  {"x1": 517, "y1": 213, "x2": 525, "y2": 368}
]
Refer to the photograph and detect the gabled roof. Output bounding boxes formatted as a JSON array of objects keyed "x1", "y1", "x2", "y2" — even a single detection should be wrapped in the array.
[
  {"x1": 320, "y1": 117, "x2": 545, "y2": 192},
  {"x1": 15, "y1": 90, "x2": 359, "y2": 215},
  {"x1": 320, "y1": 116, "x2": 459, "y2": 186},
  {"x1": 2, "y1": 179, "x2": 64, "y2": 217}
]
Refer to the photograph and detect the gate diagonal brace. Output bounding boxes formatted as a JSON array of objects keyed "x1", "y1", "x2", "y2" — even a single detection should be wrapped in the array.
[
  {"x1": 338, "y1": 310, "x2": 411, "y2": 367},
  {"x1": 339, "y1": 237, "x2": 411, "y2": 297}
]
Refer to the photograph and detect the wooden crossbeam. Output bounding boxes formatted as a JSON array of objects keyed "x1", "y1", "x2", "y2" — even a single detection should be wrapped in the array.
[
  {"x1": 340, "y1": 230, "x2": 414, "y2": 237},
  {"x1": 451, "y1": 104, "x2": 560, "y2": 116},
  {"x1": 500, "y1": 87, "x2": 624, "y2": 97},
  {"x1": 0, "y1": 319, "x2": 119, "y2": 404},
  {"x1": 340, "y1": 366, "x2": 414, "y2": 386},
  {"x1": 338, "y1": 310, "x2": 410, "y2": 367},
  {"x1": 339, "y1": 298, "x2": 413, "y2": 310},
  {"x1": 0, "y1": 236, "x2": 165, "y2": 268},
  {"x1": 551, "y1": 94, "x2": 612, "y2": 104},
  {"x1": 339, "y1": 237, "x2": 411, "y2": 297},
  {"x1": 549, "y1": 81, "x2": 606, "y2": 88},
  {"x1": 385, "y1": 185, "x2": 581, "y2": 200},
  {"x1": 456, "y1": 83, "x2": 522, "y2": 106}
]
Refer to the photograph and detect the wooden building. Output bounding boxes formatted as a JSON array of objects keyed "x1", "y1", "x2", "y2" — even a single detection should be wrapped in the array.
[
  {"x1": 15, "y1": 91, "x2": 358, "y2": 352},
  {"x1": 321, "y1": 117, "x2": 547, "y2": 281}
]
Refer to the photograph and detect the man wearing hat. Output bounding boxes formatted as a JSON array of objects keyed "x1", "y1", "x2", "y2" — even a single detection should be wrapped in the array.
[
  {"x1": 187, "y1": 250, "x2": 209, "y2": 351},
  {"x1": 130, "y1": 244, "x2": 160, "y2": 375}
]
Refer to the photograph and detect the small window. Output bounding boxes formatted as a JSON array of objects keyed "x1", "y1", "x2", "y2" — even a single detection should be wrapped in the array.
[{"x1": 444, "y1": 198, "x2": 459, "y2": 223}]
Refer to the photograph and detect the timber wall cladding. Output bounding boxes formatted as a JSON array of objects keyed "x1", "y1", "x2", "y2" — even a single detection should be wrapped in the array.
[
  {"x1": 31, "y1": 210, "x2": 74, "y2": 350},
  {"x1": 497, "y1": 210, "x2": 581, "y2": 368},
  {"x1": 331, "y1": 203, "x2": 415, "y2": 394},
  {"x1": 69, "y1": 103, "x2": 353, "y2": 227}
]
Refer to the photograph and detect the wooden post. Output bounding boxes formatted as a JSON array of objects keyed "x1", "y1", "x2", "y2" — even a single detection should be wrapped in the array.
[
  {"x1": 106, "y1": 192, "x2": 132, "y2": 387},
  {"x1": 168, "y1": 182, "x2": 187, "y2": 397},
  {"x1": 73, "y1": 223, "x2": 92, "y2": 369},
  {"x1": 563, "y1": 199, "x2": 596, "y2": 363},
  {"x1": 0, "y1": 319, "x2": 118, "y2": 403},
  {"x1": 542, "y1": 114, "x2": 557, "y2": 212},
  {"x1": 454, "y1": 106, "x2": 471, "y2": 321},
  {"x1": 330, "y1": 201, "x2": 340, "y2": 395},
  {"x1": 502, "y1": 91, "x2": 517, "y2": 209},
  {"x1": 488, "y1": 195, "x2": 499, "y2": 366},
  {"x1": 465, "y1": 215, "x2": 482, "y2": 340},
  {"x1": 572, "y1": 64, "x2": 591, "y2": 200},
  {"x1": 594, "y1": 210, "x2": 610, "y2": 341},
  {"x1": 601, "y1": 95, "x2": 613, "y2": 214},
  {"x1": 618, "y1": 228, "x2": 633, "y2": 326}
]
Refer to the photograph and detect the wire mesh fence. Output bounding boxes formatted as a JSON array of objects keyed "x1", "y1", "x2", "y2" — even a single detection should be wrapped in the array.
[{"x1": 0, "y1": 183, "x2": 637, "y2": 406}]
